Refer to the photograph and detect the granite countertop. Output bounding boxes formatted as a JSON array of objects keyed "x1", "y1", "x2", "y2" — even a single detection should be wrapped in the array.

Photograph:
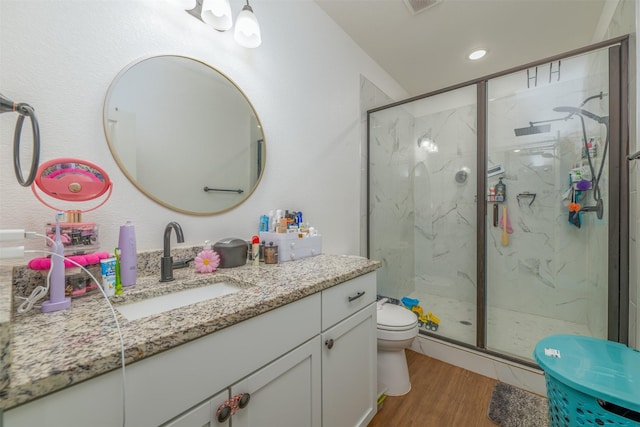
[
  {"x1": 0, "y1": 254, "x2": 380, "y2": 410},
  {"x1": 0, "y1": 265, "x2": 12, "y2": 398}
]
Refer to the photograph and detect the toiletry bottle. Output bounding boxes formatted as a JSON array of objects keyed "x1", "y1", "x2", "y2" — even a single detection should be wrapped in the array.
[
  {"x1": 265, "y1": 242, "x2": 278, "y2": 264},
  {"x1": 268, "y1": 210, "x2": 275, "y2": 232},
  {"x1": 251, "y1": 235, "x2": 260, "y2": 266},
  {"x1": 118, "y1": 220, "x2": 137, "y2": 286},
  {"x1": 495, "y1": 178, "x2": 506, "y2": 201}
]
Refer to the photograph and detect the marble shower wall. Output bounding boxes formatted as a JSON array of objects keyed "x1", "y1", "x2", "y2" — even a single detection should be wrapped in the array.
[
  {"x1": 413, "y1": 92, "x2": 478, "y2": 304},
  {"x1": 369, "y1": 47, "x2": 611, "y2": 339},
  {"x1": 369, "y1": 106, "x2": 416, "y2": 299},
  {"x1": 486, "y1": 52, "x2": 610, "y2": 336},
  {"x1": 369, "y1": 85, "x2": 478, "y2": 302},
  {"x1": 360, "y1": 76, "x2": 394, "y2": 259}
]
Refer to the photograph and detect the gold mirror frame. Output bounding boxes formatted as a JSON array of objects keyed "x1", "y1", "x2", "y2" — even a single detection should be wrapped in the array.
[{"x1": 103, "y1": 55, "x2": 265, "y2": 215}]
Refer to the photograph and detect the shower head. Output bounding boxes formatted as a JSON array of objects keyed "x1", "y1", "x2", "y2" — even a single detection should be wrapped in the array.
[
  {"x1": 514, "y1": 123, "x2": 551, "y2": 137},
  {"x1": 553, "y1": 106, "x2": 608, "y2": 125}
]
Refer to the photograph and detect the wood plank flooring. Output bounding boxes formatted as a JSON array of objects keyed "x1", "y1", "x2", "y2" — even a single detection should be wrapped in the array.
[{"x1": 368, "y1": 350, "x2": 499, "y2": 427}]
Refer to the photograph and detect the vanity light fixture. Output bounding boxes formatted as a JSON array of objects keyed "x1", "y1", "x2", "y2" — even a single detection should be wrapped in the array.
[
  {"x1": 234, "y1": 0, "x2": 261, "y2": 48},
  {"x1": 468, "y1": 49, "x2": 487, "y2": 61},
  {"x1": 201, "y1": 0, "x2": 233, "y2": 31},
  {"x1": 185, "y1": 0, "x2": 262, "y2": 48}
]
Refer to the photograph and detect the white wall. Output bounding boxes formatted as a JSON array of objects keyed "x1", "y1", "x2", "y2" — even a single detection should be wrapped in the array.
[{"x1": 0, "y1": 0, "x2": 408, "y2": 256}]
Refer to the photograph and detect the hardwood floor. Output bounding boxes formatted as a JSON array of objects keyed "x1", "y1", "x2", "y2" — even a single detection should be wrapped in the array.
[{"x1": 368, "y1": 350, "x2": 499, "y2": 427}]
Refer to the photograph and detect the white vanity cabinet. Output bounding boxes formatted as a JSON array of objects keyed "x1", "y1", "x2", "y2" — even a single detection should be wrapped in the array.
[
  {"x1": 165, "y1": 390, "x2": 230, "y2": 427},
  {"x1": 227, "y1": 336, "x2": 321, "y2": 427},
  {"x1": 4, "y1": 294, "x2": 321, "y2": 427},
  {"x1": 3, "y1": 271, "x2": 377, "y2": 427},
  {"x1": 321, "y1": 273, "x2": 377, "y2": 427},
  {"x1": 164, "y1": 337, "x2": 321, "y2": 427}
]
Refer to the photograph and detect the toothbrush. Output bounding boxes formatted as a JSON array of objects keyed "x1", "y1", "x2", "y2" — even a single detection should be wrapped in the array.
[{"x1": 114, "y1": 247, "x2": 123, "y2": 295}]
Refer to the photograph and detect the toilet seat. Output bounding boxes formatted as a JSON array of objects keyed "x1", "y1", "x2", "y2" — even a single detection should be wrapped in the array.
[
  {"x1": 377, "y1": 302, "x2": 418, "y2": 331},
  {"x1": 377, "y1": 324, "x2": 419, "y2": 342},
  {"x1": 378, "y1": 323, "x2": 417, "y2": 332}
]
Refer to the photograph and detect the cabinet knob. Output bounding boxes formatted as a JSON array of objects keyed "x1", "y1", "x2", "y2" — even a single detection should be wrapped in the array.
[
  {"x1": 325, "y1": 338, "x2": 334, "y2": 350},
  {"x1": 216, "y1": 404, "x2": 232, "y2": 423},
  {"x1": 239, "y1": 392, "x2": 251, "y2": 409}
]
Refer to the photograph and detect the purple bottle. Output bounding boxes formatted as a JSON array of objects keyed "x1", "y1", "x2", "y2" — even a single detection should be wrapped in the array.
[{"x1": 118, "y1": 221, "x2": 137, "y2": 286}]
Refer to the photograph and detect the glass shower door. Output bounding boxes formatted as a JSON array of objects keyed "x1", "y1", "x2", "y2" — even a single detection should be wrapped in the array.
[
  {"x1": 369, "y1": 85, "x2": 478, "y2": 346},
  {"x1": 485, "y1": 48, "x2": 610, "y2": 361}
]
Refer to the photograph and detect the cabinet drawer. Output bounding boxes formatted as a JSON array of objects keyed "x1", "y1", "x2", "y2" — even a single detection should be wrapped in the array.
[{"x1": 322, "y1": 272, "x2": 376, "y2": 330}]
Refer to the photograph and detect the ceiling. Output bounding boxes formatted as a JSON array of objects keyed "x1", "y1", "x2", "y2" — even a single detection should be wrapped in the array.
[{"x1": 315, "y1": 0, "x2": 611, "y2": 97}]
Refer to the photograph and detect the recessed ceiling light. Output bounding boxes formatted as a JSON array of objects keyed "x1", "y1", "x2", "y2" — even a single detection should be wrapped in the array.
[{"x1": 468, "y1": 49, "x2": 487, "y2": 60}]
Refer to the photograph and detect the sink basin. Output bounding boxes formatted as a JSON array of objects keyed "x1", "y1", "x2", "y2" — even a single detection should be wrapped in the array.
[{"x1": 116, "y1": 282, "x2": 241, "y2": 321}]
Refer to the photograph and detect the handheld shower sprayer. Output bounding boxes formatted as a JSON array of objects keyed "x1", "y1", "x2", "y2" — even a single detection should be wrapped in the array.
[
  {"x1": 553, "y1": 106, "x2": 609, "y2": 220},
  {"x1": 552, "y1": 106, "x2": 608, "y2": 125},
  {"x1": 0, "y1": 93, "x2": 40, "y2": 187}
]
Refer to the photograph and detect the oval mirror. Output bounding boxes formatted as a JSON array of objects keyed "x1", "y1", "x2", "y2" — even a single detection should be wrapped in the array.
[{"x1": 103, "y1": 55, "x2": 265, "y2": 215}]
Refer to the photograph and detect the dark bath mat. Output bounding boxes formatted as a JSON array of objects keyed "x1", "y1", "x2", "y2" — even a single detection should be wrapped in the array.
[{"x1": 487, "y1": 382, "x2": 549, "y2": 427}]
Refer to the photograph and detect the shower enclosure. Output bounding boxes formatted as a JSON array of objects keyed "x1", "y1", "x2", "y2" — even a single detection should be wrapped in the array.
[{"x1": 367, "y1": 37, "x2": 629, "y2": 364}]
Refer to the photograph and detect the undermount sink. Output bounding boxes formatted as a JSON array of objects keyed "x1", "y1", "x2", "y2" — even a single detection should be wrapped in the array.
[{"x1": 116, "y1": 282, "x2": 241, "y2": 321}]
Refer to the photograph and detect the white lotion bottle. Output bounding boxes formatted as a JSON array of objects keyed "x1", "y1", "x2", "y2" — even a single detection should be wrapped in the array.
[{"x1": 118, "y1": 220, "x2": 137, "y2": 286}]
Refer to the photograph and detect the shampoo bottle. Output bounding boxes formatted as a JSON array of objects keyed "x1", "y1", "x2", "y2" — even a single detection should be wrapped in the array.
[{"x1": 118, "y1": 220, "x2": 137, "y2": 286}]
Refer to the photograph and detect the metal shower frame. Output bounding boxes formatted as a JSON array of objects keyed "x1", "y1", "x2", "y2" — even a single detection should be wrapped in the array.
[{"x1": 366, "y1": 35, "x2": 630, "y2": 366}]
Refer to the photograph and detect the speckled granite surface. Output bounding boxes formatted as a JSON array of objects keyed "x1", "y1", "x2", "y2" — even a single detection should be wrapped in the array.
[
  {"x1": 0, "y1": 253, "x2": 380, "y2": 410},
  {"x1": 0, "y1": 265, "x2": 12, "y2": 396}
]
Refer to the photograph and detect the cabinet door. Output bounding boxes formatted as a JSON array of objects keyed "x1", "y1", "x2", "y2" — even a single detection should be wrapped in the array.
[
  {"x1": 230, "y1": 336, "x2": 321, "y2": 427},
  {"x1": 163, "y1": 390, "x2": 229, "y2": 427},
  {"x1": 322, "y1": 303, "x2": 377, "y2": 427}
]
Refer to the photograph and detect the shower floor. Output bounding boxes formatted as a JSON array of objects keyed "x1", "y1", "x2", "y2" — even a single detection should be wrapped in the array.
[{"x1": 407, "y1": 290, "x2": 593, "y2": 362}]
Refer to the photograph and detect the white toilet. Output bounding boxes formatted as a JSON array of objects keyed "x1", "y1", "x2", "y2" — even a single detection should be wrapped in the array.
[{"x1": 376, "y1": 299, "x2": 419, "y2": 396}]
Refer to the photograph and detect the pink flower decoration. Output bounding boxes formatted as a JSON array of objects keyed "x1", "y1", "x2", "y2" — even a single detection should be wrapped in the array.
[{"x1": 195, "y1": 249, "x2": 220, "y2": 273}]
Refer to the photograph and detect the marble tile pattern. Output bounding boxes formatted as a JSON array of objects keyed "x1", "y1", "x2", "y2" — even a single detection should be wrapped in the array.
[
  {"x1": 359, "y1": 75, "x2": 394, "y2": 258},
  {"x1": 486, "y1": 71, "x2": 610, "y2": 333},
  {"x1": 0, "y1": 250, "x2": 380, "y2": 410},
  {"x1": 368, "y1": 106, "x2": 416, "y2": 299},
  {"x1": 369, "y1": 62, "x2": 611, "y2": 348}
]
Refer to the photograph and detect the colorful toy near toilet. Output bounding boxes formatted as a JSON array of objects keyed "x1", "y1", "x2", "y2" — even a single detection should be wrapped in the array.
[{"x1": 401, "y1": 297, "x2": 440, "y2": 331}]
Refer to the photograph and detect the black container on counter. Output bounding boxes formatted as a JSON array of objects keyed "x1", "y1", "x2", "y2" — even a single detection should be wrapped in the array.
[{"x1": 213, "y1": 238, "x2": 248, "y2": 268}]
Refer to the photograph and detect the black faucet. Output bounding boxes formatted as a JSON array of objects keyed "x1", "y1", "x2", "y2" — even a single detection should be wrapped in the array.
[{"x1": 160, "y1": 221, "x2": 185, "y2": 282}]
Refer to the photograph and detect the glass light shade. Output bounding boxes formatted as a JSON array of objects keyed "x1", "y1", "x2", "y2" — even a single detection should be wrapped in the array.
[
  {"x1": 201, "y1": 0, "x2": 233, "y2": 31},
  {"x1": 234, "y1": 5, "x2": 262, "y2": 48}
]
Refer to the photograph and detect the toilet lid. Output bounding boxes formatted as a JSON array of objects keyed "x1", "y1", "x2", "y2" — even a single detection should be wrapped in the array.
[{"x1": 377, "y1": 303, "x2": 418, "y2": 329}]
